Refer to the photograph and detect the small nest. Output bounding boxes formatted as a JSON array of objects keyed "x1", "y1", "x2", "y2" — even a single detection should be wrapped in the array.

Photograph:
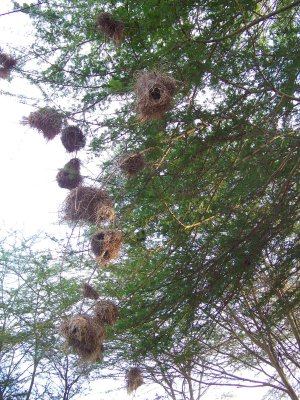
[
  {"x1": 118, "y1": 153, "x2": 145, "y2": 176},
  {"x1": 61, "y1": 125, "x2": 86, "y2": 153},
  {"x1": 83, "y1": 283, "x2": 100, "y2": 300},
  {"x1": 96, "y1": 12, "x2": 124, "y2": 45},
  {"x1": 56, "y1": 158, "x2": 82, "y2": 190},
  {"x1": 91, "y1": 230, "x2": 122, "y2": 265},
  {"x1": 94, "y1": 300, "x2": 118, "y2": 325},
  {"x1": 0, "y1": 50, "x2": 17, "y2": 79},
  {"x1": 126, "y1": 367, "x2": 143, "y2": 394},
  {"x1": 135, "y1": 71, "x2": 176, "y2": 121},
  {"x1": 60, "y1": 314, "x2": 105, "y2": 363},
  {"x1": 23, "y1": 107, "x2": 63, "y2": 140},
  {"x1": 62, "y1": 186, "x2": 115, "y2": 225}
]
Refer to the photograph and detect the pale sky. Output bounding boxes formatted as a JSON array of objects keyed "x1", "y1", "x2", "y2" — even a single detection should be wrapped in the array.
[{"x1": 0, "y1": 2, "x2": 274, "y2": 399}]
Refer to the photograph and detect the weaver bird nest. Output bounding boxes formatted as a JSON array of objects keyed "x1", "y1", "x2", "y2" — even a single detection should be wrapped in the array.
[
  {"x1": 56, "y1": 158, "x2": 82, "y2": 190},
  {"x1": 60, "y1": 314, "x2": 105, "y2": 363},
  {"x1": 91, "y1": 230, "x2": 122, "y2": 265},
  {"x1": 94, "y1": 299, "x2": 118, "y2": 326},
  {"x1": 0, "y1": 49, "x2": 16, "y2": 79},
  {"x1": 23, "y1": 107, "x2": 63, "y2": 140},
  {"x1": 96, "y1": 12, "x2": 124, "y2": 45},
  {"x1": 126, "y1": 367, "x2": 143, "y2": 394},
  {"x1": 62, "y1": 186, "x2": 115, "y2": 225},
  {"x1": 83, "y1": 283, "x2": 100, "y2": 300},
  {"x1": 61, "y1": 126, "x2": 86, "y2": 153},
  {"x1": 135, "y1": 71, "x2": 176, "y2": 121},
  {"x1": 118, "y1": 153, "x2": 145, "y2": 176}
]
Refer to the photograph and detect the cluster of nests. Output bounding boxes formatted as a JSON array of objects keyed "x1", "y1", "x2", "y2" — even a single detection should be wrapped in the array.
[
  {"x1": 60, "y1": 284, "x2": 118, "y2": 362},
  {"x1": 0, "y1": 48, "x2": 16, "y2": 80}
]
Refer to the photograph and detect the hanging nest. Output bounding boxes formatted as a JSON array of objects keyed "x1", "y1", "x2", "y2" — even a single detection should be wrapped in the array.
[
  {"x1": 60, "y1": 314, "x2": 105, "y2": 363},
  {"x1": 94, "y1": 300, "x2": 118, "y2": 325},
  {"x1": 135, "y1": 71, "x2": 176, "y2": 121},
  {"x1": 95, "y1": 12, "x2": 124, "y2": 45},
  {"x1": 126, "y1": 367, "x2": 143, "y2": 394},
  {"x1": 91, "y1": 230, "x2": 122, "y2": 265},
  {"x1": 0, "y1": 49, "x2": 17, "y2": 79},
  {"x1": 62, "y1": 186, "x2": 115, "y2": 225},
  {"x1": 83, "y1": 283, "x2": 100, "y2": 300},
  {"x1": 61, "y1": 125, "x2": 86, "y2": 153},
  {"x1": 23, "y1": 107, "x2": 63, "y2": 140},
  {"x1": 118, "y1": 153, "x2": 145, "y2": 176},
  {"x1": 56, "y1": 158, "x2": 82, "y2": 190}
]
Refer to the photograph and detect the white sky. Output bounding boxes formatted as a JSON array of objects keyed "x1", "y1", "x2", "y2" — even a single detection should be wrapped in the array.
[{"x1": 0, "y1": 2, "x2": 274, "y2": 399}]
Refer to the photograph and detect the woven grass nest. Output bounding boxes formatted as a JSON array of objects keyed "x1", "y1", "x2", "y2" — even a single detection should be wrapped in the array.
[
  {"x1": 94, "y1": 299, "x2": 118, "y2": 326},
  {"x1": 61, "y1": 125, "x2": 86, "y2": 153},
  {"x1": 83, "y1": 283, "x2": 100, "y2": 300},
  {"x1": 60, "y1": 314, "x2": 105, "y2": 363},
  {"x1": 126, "y1": 367, "x2": 143, "y2": 394},
  {"x1": 118, "y1": 153, "x2": 145, "y2": 176},
  {"x1": 135, "y1": 71, "x2": 176, "y2": 121},
  {"x1": 91, "y1": 230, "x2": 122, "y2": 265},
  {"x1": 62, "y1": 186, "x2": 115, "y2": 225},
  {"x1": 96, "y1": 12, "x2": 124, "y2": 45},
  {"x1": 23, "y1": 107, "x2": 63, "y2": 140},
  {"x1": 0, "y1": 49, "x2": 16, "y2": 79},
  {"x1": 56, "y1": 158, "x2": 82, "y2": 190}
]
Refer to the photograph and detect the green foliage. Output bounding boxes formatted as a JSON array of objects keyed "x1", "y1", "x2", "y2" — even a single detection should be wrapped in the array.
[{"x1": 10, "y1": 0, "x2": 300, "y2": 398}]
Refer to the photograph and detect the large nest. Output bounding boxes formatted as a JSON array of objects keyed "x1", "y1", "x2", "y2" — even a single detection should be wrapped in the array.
[
  {"x1": 96, "y1": 12, "x2": 124, "y2": 45},
  {"x1": 94, "y1": 300, "x2": 118, "y2": 326},
  {"x1": 126, "y1": 367, "x2": 143, "y2": 394},
  {"x1": 0, "y1": 49, "x2": 17, "y2": 79},
  {"x1": 23, "y1": 107, "x2": 63, "y2": 140},
  {"x1": 60, "y1": 314, "x2": 105, "y2": 363},
  {"x1": 83, "y1": 283, "x2": 100, "y2": 300},
  {"x1": 61, "y1": 125, "x2": 86, "y2": 153},
  {"x1": 135, "y1": 71, "x2": 176, "y2": 121},
  {"x1": 62, "y1": 186, "x2": 115, "y2": 225},
  {"x1": 118, "y1": 153, "x2": 145, "y2": 176},
  {"x1": 56, "y1": 158, "x2": 82, "y2": 190},
  {"x1": 91, "y1": 230, "x2": 122, "y2": 265}
]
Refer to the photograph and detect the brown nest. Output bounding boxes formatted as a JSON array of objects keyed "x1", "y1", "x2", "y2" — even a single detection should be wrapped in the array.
[
  {"x1": 91, "y1": 230, "x2": 122, "y2": 265},
  {"x1": 118, "y1": 153, "x2": 145, "y2": 176},
  {"x1": 135, "y1": 71, "x2": 176, "y2": 121},
  {"x1": 96, "y1": 12, "x2": 124, "y2": 45},
  {"x1": 56, "y1": 158, "x2": 82, "y2": 190},
  {"x1": 61, "y1": 126, "x2": 86, "y2": 153},
  {"x1": 60, "y1": 314, "x2": 105, "y2": 363},
  {"x1": 23, "y1": 107, "x2": 63, "y2": 140},
  {"x1": 62, "y1": 186, "x2": 115, "y2": 225},
  {"x1": 83, "y1": 283, "x2": 100, "y2": 300},
  {"x1": 126, "y1": 367, "x2": 143, "y2": 394},
  {"x1": 94, "y1": 300, "x2": 118, "y2": 325},
  {"x1": 0, "y1": 50, "x2": 17, "y2": 79}
]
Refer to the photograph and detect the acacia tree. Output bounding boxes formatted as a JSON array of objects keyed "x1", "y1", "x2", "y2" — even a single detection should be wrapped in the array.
[
  {"x1": 0, "y1": 233, "x2": 97, "y2": 399},
  {"x1": 4, "y1": 0, "x2": 300, "y2": 398}
]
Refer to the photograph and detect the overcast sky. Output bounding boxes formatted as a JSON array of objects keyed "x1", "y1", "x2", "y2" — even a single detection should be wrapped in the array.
[{"x1": 0, "y1": 2, "x2": 273, "y2": 399}]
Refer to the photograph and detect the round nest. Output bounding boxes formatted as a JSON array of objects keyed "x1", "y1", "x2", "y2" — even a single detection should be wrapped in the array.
[
  {"x1": 96, "y1": 12, "x2": 124, "y2": 44},
  {"x1": 23, "y1": 107, "x2": 63, "y2": 140},
  {"x1": 61, "y1": 126, "x2": 86, "y2": 153},
  {"x1": 135, "y1": 71, "x2": 176, "y2": 121},
  {"x1": 118, "y1": 153, "x2": 145, "y2": 176},
  {"x1": 60, "y1": 314, "x2": 105, "y2": 363},
  {"x1": 56, "y1": 158, "x2": 82, "y2": 190},
  {"x1": 62, "y1": 186, "x2": 115, "y2": 225},
  {"x1": 0, "y1": 50, "x2": 16, "y2": 79},
  {"x1": 91, "y1": 230, "x2": 122, "y2": 265},
  {"x1": 126, "y1": 367, "x2": 143, "y2": 394},
  {"x1": 83, "y1": 283, "x2": 100, "y2": 300},
  {"x1": 94, "y1": 300, "x2": 118, "y2": 325}
]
